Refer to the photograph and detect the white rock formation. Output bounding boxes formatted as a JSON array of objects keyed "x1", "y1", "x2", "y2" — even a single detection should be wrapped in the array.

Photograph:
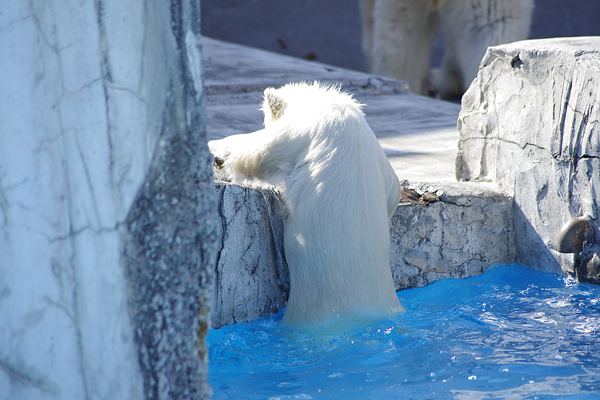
[
  {"x1": 457, "y1": 37, "x2": 600, "y2": 278},
  {"x1": 0, "y1": 1, "x2": 216, "y2": 399}
]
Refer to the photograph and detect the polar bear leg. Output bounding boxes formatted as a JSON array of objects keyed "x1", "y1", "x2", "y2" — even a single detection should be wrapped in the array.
[
  {"x1": 370, "y1": 0, "x2": 438, "y2": 95},
  {"x1": 437, "y1": 0, "x2": 534, "y2": 98}
]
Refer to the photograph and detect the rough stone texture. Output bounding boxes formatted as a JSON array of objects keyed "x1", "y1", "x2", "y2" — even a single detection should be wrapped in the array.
[
  {"x1": 0, "y1": 1, "x2": 216, "y2": 399},
  {"x1": 210, "y1": 180, "x2": 514, "y2": 327},
  {"x1": 390, "y1": 182, "x2": 514, "y2": 290},
  {"x1": 122, "y1": 2, "x2": 218, "y2": 399},
  {"x1": 212, "y1": 183, "x2": 288, "y2": 328},
  {"x1": 457, "y1": 37, "x2": 600, "y2": 278}
]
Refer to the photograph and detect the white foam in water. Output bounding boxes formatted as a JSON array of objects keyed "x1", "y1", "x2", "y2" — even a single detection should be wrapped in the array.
[{"x1": 207, "y1": 265, "x2": 600, "y2": 399}]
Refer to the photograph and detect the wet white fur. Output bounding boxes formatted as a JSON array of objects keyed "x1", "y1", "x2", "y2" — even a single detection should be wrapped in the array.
[
  {"x1": 208, "y1": 82, "x2": 403, "y2": 330},
  {"x1": 360, "y1": 0, "x2": 534, "y2": 97}
]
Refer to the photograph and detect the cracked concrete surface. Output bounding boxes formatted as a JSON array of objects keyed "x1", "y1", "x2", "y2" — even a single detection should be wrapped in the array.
[
  {"x1": 212, "y1": 183, "x2": 288, "y2": 328},
  {"x1": 390, "y1": 182, "x2": 513, "y2": 290},
  {"x1": 210, "y1": 178, "x2": 514, "y2": 327}
]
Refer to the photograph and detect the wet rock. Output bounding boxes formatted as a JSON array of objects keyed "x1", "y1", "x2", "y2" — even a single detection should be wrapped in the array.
[{"x1": 557, "y1": 216, "x2": 594, "y2": 254}]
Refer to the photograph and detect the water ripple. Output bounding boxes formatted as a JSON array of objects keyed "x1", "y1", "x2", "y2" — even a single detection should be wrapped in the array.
[{"x1": 208, "y1": 265, "x2": 600, "y2": 399}]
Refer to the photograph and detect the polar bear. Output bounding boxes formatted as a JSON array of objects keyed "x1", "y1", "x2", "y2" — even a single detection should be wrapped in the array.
[
  {"x1": 208, "y1": 82, "x2": 404, "y2": 331},
  {"x1": 360, "y1": 0, "x2": 534, "y2": 98}
]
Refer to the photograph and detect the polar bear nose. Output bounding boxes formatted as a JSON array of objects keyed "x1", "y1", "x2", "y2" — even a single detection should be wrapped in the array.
[{"x1": 213, "y1": 156, "x2": 225, "y2": 169}]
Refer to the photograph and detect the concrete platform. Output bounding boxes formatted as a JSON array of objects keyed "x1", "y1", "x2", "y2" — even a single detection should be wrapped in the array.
[{"x1": 203, "y1": 37, "x2": 514, "y2": 328}]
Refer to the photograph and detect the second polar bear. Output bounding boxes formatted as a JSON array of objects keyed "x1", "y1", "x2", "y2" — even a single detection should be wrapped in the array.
[
  {"x1": 208, "y1": 82, "x2": 403, "y2": 331},
  {"x1": 360, "y1": 0, "x2": 535, "y2": 98}
]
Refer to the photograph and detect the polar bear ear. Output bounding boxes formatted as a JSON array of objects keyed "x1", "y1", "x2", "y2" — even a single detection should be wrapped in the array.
[{"x1": 262, "y1": 88, "x2": 287, "y2": 127}]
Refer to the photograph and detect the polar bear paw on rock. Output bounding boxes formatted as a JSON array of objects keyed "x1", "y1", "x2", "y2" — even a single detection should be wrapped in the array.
[{"x1": 208, "y1": 82, "x2": 404, "y2": 331}]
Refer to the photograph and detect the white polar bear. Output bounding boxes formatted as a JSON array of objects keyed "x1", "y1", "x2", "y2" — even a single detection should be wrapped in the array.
[
  {"x1": 208, "y1": 82, "x2": 404, "y2": 331},
  {"x1": 360, "y1": 0, "x2": 534, "y2": 98}
]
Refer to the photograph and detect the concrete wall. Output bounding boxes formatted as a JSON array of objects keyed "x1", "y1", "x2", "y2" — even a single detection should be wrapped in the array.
[
  {"x1": 390, "y1": 182, "x2": 513, "y2": 290},
  {"x1": 211, "y1": 179, "x2": 515, "y2": 327},
  {"x1": 212, "y1": 183, "x2": 288, "y2": 328}
]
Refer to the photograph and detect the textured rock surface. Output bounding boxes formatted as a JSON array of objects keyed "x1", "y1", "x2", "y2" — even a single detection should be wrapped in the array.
[
  {"x1": 121, "y1": 2, "x2": 218, "y2": 398},
  {"x1": 390, "y1": 182, "x2": 514, "y2": 290},
  {"x1": 0, "y1": 1, "x2": 216, "y2": 399},
  {"x1": 212, "y1": 183, "x2": 288, "y2": 328},
  {"x1": 210, "y1": 179, "x2": 514, "y2": 327},
  {"x1": 457, "y1": 37, "x2": 600, "y2": 278}
]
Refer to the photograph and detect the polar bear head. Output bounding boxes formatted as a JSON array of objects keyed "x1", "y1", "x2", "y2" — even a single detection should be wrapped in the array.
[{"x1": 260, "y1": 82, "x2": 363, "y2": 129}]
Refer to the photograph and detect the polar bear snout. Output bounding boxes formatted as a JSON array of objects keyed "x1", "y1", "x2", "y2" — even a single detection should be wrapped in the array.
[
  {"x1": 207, "y1": 140, "x2": 230, "y2": 167},
  {"x1": 213, "y1": 155, "x2": 225, "y2": 169}
]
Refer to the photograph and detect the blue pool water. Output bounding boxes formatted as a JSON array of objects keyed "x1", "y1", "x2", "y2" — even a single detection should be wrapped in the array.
[{"x1": 207, "y1": 265, "x2": 600, "y2": 399}]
